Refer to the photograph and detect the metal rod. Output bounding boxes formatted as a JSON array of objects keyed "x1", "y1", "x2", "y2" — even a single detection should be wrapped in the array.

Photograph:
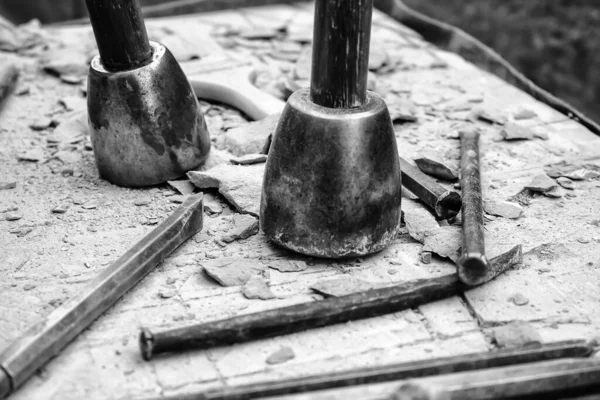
[
  {"x1": 310, "y1": 0, "x2": 373, "y2": 108},
  {"x1": 138, "y1": 340, "x2": 595, "y2": 400},
  {"x1": 85, "y1": 0, "x2": 153, "y2": 71},
  {"x1": 0, "y1": 194, "x2": 204, "y2": 399},
  {"x1": 139, "y1": 245, "x2": 521, "y2": 360},
  {"x1": 457, "y1": 129, "x2": 490, "y2": 286},
  {"x1": 394, "y1": 358, "x2": 600, "y2": 400},
  {"x1": 399, "y1": 157, "x2": 462, "y2": 220}
]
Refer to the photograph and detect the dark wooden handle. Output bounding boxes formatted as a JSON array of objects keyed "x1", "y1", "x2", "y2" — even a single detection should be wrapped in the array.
[
  {"x1": 310, "y1": 0, "x2": 374, "y2": 108},
  {"x1": 85, "y1": 0, "x2": 153, "y2": 71}
]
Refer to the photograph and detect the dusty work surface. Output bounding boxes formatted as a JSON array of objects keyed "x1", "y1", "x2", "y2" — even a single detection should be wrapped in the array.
[{"x1": 1, "y1": 3, "x2": 600, "y2": 399}]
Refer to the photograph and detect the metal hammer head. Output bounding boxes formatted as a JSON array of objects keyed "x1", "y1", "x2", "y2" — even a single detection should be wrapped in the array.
[
  {"x1": 85, "y1": 0, "x2": 210, "y2": 187},
  {"x1": 260, "y1": 89, "x2": 402, "y2": 258},
  {"x1": 260, "y1": 0, "x2": 402, "y2": 258}
]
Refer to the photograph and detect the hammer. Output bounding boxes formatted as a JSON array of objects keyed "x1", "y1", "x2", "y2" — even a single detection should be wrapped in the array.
[{"x1": 86, "y1": 0, "x2": 211, "y2": 187}]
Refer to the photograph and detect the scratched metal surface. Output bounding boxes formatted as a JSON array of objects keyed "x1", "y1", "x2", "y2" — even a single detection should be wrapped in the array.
[{"x1": 0, "y1": 3, "x2": 599, "y2": 399}]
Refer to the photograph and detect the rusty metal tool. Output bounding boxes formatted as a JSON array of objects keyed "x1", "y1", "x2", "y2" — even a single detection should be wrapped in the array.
[
  {"x1": 139, "y1": 244, "x2": 521, "y2": 360},
  {"x1": 0, "y1": 61, "x2": 18, "y2": 112},
  {"x1": 86, "y1": 0, "x2": 210, "y2": 187},
  {"x1": 0, "y1": 194, "x2": 204, "y2": 400},
  {"x1": 393, "y1": 357, "x2": 600, "y2": 400},
  {"x1": 399, "y1": 157, "x2": 461, "y2": 220},
  {"x1": 260, "y1": 0, "x2": 403, "y2": 258},
  {"x1": 137, "y1": 339, "x2": 594, "y2": 400},
  {"x1": 457, "y1": 129, "x2": 490, "y2": 286}
]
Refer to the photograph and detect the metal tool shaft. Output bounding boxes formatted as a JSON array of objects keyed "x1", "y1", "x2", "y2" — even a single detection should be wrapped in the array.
[
  {"x1": 399, "y1": 157, "x2": 462, "y2": 220},
  {"x1": 85, "y1": 0, "x2": 153, "y2": 71},
  {"x1": 0, "y1": 194, "x2": 204, "y2": 399},
  {"x1": 139, "y1": 245, "x2": 521, "y2": 360},
  {"x1": 310, "y1": 0, "x2": 373, "y2": 108},
  {"x1": 457, "y1": 129, "x2": 490, "y2": 285},
  {"x1": 139, "y1": 340, "x2": 594, "y2": 400},
  {"x1": 394, "y1": 358, "x2": 600, "y2": 400}
]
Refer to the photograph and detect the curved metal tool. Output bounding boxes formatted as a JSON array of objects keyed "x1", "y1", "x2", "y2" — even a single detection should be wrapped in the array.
[{"x1": 0, "y1": 194, "x2": 204, "y2": 400}]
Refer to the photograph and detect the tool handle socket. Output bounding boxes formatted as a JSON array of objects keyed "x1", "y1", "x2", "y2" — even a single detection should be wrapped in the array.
[
  {"x1": 85, "y1": 0, "x2": 153, "y2": 71},
  {"x1": 310, "y1": 0, "x2": 374, "y2": 109}
]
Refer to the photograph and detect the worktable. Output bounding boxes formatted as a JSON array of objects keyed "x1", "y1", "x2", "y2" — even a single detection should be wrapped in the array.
[{"x1": 1, "y1": 3, "x2": 599, "y2": 399}]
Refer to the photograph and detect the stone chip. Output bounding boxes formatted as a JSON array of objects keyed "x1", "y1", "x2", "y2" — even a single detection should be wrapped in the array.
[{"x1": 242, "y1": 276, "x2": 276, "y2": 300}]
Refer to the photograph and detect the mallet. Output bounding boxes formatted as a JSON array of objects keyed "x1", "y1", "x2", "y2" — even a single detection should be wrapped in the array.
[
  {"x1": 260, "y1": 0, "x2": 403, "y2": 258},
  {"x1": 86, "y1": 0, "x2": 211, "y2": 187}
]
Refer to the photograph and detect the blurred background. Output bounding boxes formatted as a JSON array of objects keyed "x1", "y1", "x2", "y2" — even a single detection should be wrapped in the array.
[{"x1": 1, "y1": 0, "x2": 598, "y2": 123}]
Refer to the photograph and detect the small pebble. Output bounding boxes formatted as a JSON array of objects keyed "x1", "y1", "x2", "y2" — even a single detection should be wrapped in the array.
[
  {"x1": 158, "y1": 289, "x2": 176, "y2": 299},
  {"x1": 556, "y1": 177, "x2": 574, "y2": 190},
  {"x1": 81, "y1": 201, "x2": 98, "y2": 210},
  {"x1": 577, "y1": 237, "x2": 590, "y2": 244},
  {"x1": 388, "y1": 268, "x2": 398, "y2": 275},
  {"x1": 23, "y1": 283, "x2": 36, "y2": 291},
  {"x1": 169, "y1": 195, "x2": 185, "y2": 204},
  {"x1": 266, "y1": 346, "x2": 295, "y2": 365},
  {"x1": 5, "y1": 212, "x2": 23, "y2": 221},
  {"x1": 52, "y1": 204, "x2": 69, "y2": 214},
  {"x1": 166, "y1": 277, "x2": 177, "y2": 285},
  {"x1": 524, "y1": 174, "x2": 556, "y2": 193},
  {"x1": 510, "y1": 293, "x2": 529, "y2": 306},
  {"x1": 0, "y1": 181, "x2": 17, "y2": 190},
  {"x1": 134, "y1": 197, "x2": 151, "y2": 206}
]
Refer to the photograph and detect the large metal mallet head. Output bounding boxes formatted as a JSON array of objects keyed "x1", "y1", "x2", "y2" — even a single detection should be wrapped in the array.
[
  {"x1": 260, "y1": 0, "x2": 402, "y2": 258},
  {"x1": 85, "y1": 0, "x2": 210, "y2": 187}
]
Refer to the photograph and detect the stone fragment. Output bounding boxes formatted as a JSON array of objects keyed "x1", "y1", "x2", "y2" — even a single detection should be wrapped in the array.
[
  {"x1": 524, "y1": 174, "x2": 557, "y2": 193},
  {"x1": 58, "y1": 96, "x2": 86, "y2": 112},
  {"x1": 2, "y1": 205, "x2": 19, "y2": 213},
  {"x1": 217, "y1": 114, "x2": 280, "y2": 157},
  {"x1": 169, "y1": 195, "x2": 185, "y2": 204},
  {"x1": 222, "y1": 214, "x2": 259, "y2": 243},
  {"x1": 134, "y1": 197, "x2": 151, "y2": 206},
  {"x1": 18, "y1": 148, "x2": 44, "y2": 162},
  {"x1": 499, "y1": 122, "x2": 534, "y2": 140},
  {"x1": 483, "y1": 200, "x2": 523, "y2": 219},
  {"x1": 188, "y1": 163, "x2": 264, "y2": 216},
  {"x1": 230, "y1": 153, "x2": 267, "y2": 165},
  {"x1": 512, "y1": 108, "x2": 537, "y2": 120},
  {"x1": 403, "y1": 199, "x2": 439, "y2": 238},
  {"x1": 81, "y1": 201, "x2": 98, "y2": 210},
  {"x1": 23, "y1": 283, "x2": 36, "y2": 291},
  {"x1": 577, "y1": 237, "x2": 590, "y2": 244},
  {"x1": 266, "y1": 346, "x2": 295, "y2": 365},
  {"x1": 414, "y1": 156, "x2": 458, "y2": 180},
  {"x1": 242, "y1": 276, "x2": 276, "y2": 300},
  {"x1": 492, "y1": 321, "x2": 542, "y2": 349},
  {"x1": 387, "y1": 97, "x2": 418, "y2": 123},
  {"x1": 563, "y1": 168, "x2": 600, "y2": 181},
  {"x1": 167, "y1": 179, "x2": 195, "y2": 195},
  {"x1": 368, "y1": 45, "x2": 388, "y2": 71},
  {"x1": 202, "y1": 257, "x2": 264, "y2": 287},
  {"x1": 5, "y1": 212, "x2": 22, "y2": 221},
  {"x1": 0, "y1": 181, "x2": 16, "y2": 190},
  {"x1": 158, "y1": 289, "x2": 176, "y2": 299},
  {"x1": 510, "y1": 293, "x2": 529, "y2": 306},
  {"x1": 52, "y1": 204, "x2": 69, "y2": 214},
  {"x1": 53, "y1": 150, "x2": 82, "y2": 164},
  {"x1": 310, "y1": 276, "x2": 379, "y2": 298},
  {"x1": 47, "y1": 110, "x2": 88, "y2": 145},
  {"x1": 556, "y1": 177, "x2": 574, "y2": 190},
  {"x1": 203, "y1": 194, "x2": 223, "y2": 214},
  {"x1": 422, "y1": 226, "x2": 461, "y2": 263},
  {"x1": 60, "y1": 74, "x2": 84, "y2": 85},
  {"x1": 543, "y1": 186, "x2": 563, "y2": 198},
  {"x1": 40, "y1": 47, "x2": 88, "y2": 78},
  {"x1": 29, "y1": 117, "x2": 54, "y2": 131},
  {"x1": 471, "y1": 106, "x2": 507, "y2": 125},
  {"x1": 265, "y1": 260, "x2": 308, "y2": 273}
]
